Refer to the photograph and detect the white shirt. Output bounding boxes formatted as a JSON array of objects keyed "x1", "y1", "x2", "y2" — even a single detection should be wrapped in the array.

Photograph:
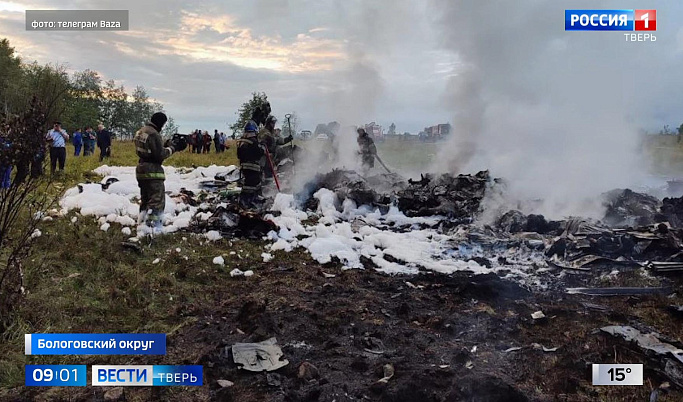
[{"x1": 47, "y1": 129, "x2": 69, "y2": 147}]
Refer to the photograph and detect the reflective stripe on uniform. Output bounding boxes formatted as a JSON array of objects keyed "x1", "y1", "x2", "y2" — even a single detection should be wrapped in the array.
[
  {"x1": 136, "y1": 172, "x2": 166, "y2": 179},
  {"x1": 241, "y1": 163, "x2": 261, "y2": 171},
  {"x1": 136, "y1": 146, "x2": 152, "y2": 154}
]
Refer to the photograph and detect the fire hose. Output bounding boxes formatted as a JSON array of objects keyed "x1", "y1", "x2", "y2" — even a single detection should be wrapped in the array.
[
  {"x1": 264, "y1": 146, "x2": 281, "y2": 192},
  {"x1": 374, "y1": 153, "x2": 392, "y2": 174}
]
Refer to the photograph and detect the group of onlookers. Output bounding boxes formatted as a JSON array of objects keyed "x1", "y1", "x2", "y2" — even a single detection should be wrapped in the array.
[
  {"x1": 0, "y1": 121, "x2": 113, "y2": 189},
  {"x1": 71, "y1": 124, "x2": 112, "y2": 161},
  {"x1": 47, "y1": 122, "x2": 113, "y2": 174},
  {"x1": 188, "y1": 129, "x2": 231, "y2": 154}
]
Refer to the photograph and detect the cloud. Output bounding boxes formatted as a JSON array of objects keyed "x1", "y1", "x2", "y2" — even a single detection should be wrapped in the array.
[
  {"x1": 146, "y1": 10, "x2": 347, "y2": 72},
  {"x1": 0, "y1": 0, "x2": 680, "y2": 140}
]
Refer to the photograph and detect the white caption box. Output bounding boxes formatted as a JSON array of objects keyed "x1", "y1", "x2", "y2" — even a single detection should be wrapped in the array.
[{"x1": 592, "y1": 364, "x2": 643, "y2": 385}]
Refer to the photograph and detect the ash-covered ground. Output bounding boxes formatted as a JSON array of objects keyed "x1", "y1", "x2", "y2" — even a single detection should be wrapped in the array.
[{"x1": 49, "y1": 164, "x2": 683, "y2": 401}]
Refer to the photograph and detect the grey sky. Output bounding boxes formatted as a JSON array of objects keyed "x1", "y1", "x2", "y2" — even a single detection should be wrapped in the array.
[{"x1": 0, "y1": 0, "x2": 681, "y2": 136}]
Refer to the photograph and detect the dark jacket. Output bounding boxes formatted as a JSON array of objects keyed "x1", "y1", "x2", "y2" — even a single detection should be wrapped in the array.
[
  {"x1": 97, "y1": 129, "x2": 112, "y2": 149},
  {"x1": 357, "y1": 134, "x2": 376, "y2": 155},
  {"x1": 236, "y1": 133, "x2": 264, "y2": 171},
  {"x1": 134, "y1": 123, "x2": 173, "y2": 180}
]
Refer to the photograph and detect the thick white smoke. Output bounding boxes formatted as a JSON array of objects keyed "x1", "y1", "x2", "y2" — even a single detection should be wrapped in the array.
[{"x1": 431, "y1": 1, "x2": 678, "y2": 219}]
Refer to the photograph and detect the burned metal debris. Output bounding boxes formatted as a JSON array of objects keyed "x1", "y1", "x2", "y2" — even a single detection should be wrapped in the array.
[
  {"x1": 299, "y1": 169, "x2": 494, "y2": 221},
  {"x1": 397, "y1": 171, "x2": 491, "y2": 218},
  {"x1": 602, "y1": 188, "x2": 661, "y2": 228},
  {"x1": 192, "y1": 203, "x2": 277, "y2": 239}
]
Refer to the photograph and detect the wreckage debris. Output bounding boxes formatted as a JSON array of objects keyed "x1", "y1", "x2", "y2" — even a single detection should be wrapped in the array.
[
  {"x1": 601, "y1": 326, "x2": 683, "y2": 364},
  {"x1": 231, "y1": 337, "x2": 289, "y2": 372},
  {"x1": 567, "y1": 287, "x2": 671, "y2": 296},
  {"x1": 602, "y1": 189, "x2": 661, "y2": 228},
  {"x1": 496, "y1": 210, "x2": 562, "y2": 234},
  {"x1": 397, "y1": 171, "x2": 491, "y2": 218},
  {"x1": 192, "y1": 203, "x2": 277, "y2": 239},
  {"x1": 545, "y1": 216, "x2": 683, "y2": 270},
  {"x1": 300, "y1": 169, "x2": 493, "y2": 222}
]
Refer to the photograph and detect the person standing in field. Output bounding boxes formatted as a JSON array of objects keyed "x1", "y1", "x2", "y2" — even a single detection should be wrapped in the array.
[
  {"x1": 259, "y1": 116, "x2": 293, "y2": 176},
  {"x1": 134, "y1": 112, "x2": 186, "y2": 232},
  {"x1": 220, "y1": 132, "x2": 228, "y2": 152},
  {"x1": 96, "y1": 124, "x2": 112, "y2": 162},
  {"x1": 237, "y1": 120, "x2": 264, "y2": 208},
  {"x1": 72, "y1": 128, "x2": 83, "y2": 156},
  {"x1": 83, "y1": 126, "x2": 95, "y2": 156},
  {"x1": 357, "y1": 127, "x2": 377, "y2": 173},
  {"x1": 202, "y1": 131, "x2": 211, "y2": 154},
  {"x1": 188, "y1": 130, "x2": 196, "y2": 153},
  {"x1": 46, "y1": 121, "x2": 69, "y2": 174},
  {"x1": 214, "y1": 129, "x2": 221, "y2": 153}
]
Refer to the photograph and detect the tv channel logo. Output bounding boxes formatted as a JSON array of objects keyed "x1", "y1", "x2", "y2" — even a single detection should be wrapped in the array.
[
  {"x1": 565, "y1": 10, "x2": 656, "y2": 31},
  {"x1": 92, "y1": 365, "x2": 202, "y2": 386}
]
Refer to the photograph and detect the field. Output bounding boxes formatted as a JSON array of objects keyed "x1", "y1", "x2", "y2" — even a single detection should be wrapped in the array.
[{"x1": 1, "y1": 137, "x2": 683, "y2": 401}]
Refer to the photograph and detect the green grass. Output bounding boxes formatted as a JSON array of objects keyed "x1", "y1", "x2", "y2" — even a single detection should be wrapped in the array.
[
  {"x1": 0, "y1": 141, "x2": 243, "y2": 390},
  {"x1": 50, "y1": 140, "x2": 239, "y2": 188},
  {"x1": 1, "y1": 134, "x2": 681, "y2": 394},
  {"x1": 375, "y1": 138, "x2": 439, "y2": 171},
  {"x1": 642, "y1": 135, "x2": 683, "y2": 175}
]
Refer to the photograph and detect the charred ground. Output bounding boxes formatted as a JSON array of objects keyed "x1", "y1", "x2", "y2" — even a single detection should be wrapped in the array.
[{"x1": 4, "y1": 142, "x2": 683, "y2": 401}]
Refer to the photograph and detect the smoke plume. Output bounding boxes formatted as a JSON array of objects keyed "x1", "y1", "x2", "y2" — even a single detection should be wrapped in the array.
[{"x1": 431, "y1": 0, "x2": 679, "y2": 219}]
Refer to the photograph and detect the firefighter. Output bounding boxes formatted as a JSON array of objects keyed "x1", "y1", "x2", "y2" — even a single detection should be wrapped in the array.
[
  {"x1": 134, "y1": 112, "x2": 187, "y2": 231},
  {"x1": 237, "y1": 120, "x2": 264, "y2": 208},
  {"x1": 258, "y1": 116, "x2": 293, "y2": 176},
  {"x1": 357, "y1": 127, "x2": 377, "y2": 172}
]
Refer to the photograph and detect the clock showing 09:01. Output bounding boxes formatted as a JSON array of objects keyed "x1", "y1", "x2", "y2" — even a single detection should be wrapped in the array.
[{"x1": 25, "y1": 365, "x2": 87, "y2": 386}]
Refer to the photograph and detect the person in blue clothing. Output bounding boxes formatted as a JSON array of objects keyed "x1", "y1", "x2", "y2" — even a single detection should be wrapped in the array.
[
  {"x1": 0, "y1": 131, "x2": 11, "y2": 189},
  {"x1": 73, "y1": 127, "x2": 83, "y2": 156}
]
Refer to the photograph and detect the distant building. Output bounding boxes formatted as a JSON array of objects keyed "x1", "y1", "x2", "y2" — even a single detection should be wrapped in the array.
[
  {"x1": 363, "y1": 122, "x2": 384, "y2": 142},
  {"x1": 420, "y1": 123, "x2": 451, "y2": 142}
]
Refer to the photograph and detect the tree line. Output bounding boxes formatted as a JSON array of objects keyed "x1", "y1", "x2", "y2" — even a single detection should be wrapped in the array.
[{"x1": 0, "y1": 38, "x2": 177, "y2": 140}]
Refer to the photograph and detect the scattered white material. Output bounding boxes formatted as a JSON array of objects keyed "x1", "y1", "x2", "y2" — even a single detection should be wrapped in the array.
[
  {"x1": 217, "y1": 380, "x2": 234, "y2": 388},
  {"x1": 175, "y1": 248, "x2": 181, "y2": 253},
  {"x1": 59, "y1": 164, "x2": 542, "y2": 283},
  {"x1": 531, "y1": 311, "x2": 546, "y2": 320},
  {"x1": 121, "y1": 227, "x2": 132, "y2": 236},
  {"x1": 128, "y1": 237, "x2": 139, "y2": 242},
  {"x1": 205, "y1": 230, "x2": 222, "y2": 241},
  {"x1": 152, "y1": 258, "x2": 160, "y2": 264},
  {"x1": 213, "y1": 256, "x2": 225, "y2": 266},
  {"x1": 100, "y1": 222, "x2": 110, "y2": 232},
  {"x1": 59, "y1": 165, "x2": 238, "y2": 233},
  {"x1": 30, "y1": 229, "x2": 42, "y2": 239},
  {"x1": 42, "y1": 216, "x2": 53, "y2": 222},
  {"x1": 71, "y1": 216, "x2": 78, "y2": 223},
  {"x1": 230, "y1": 268, "x2": 244, "y2": 277},
  {"x1": 243, "y1": 270, "x2": 254, "y2": 277}
]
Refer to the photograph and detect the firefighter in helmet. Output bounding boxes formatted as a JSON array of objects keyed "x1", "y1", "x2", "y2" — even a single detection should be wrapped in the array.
[
  {"x1": 134, "y1": 112, "x2": 187, "y2": 232},
  {"x1": 237, "y1": 120, "x2": 264, "y2": 207}
]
